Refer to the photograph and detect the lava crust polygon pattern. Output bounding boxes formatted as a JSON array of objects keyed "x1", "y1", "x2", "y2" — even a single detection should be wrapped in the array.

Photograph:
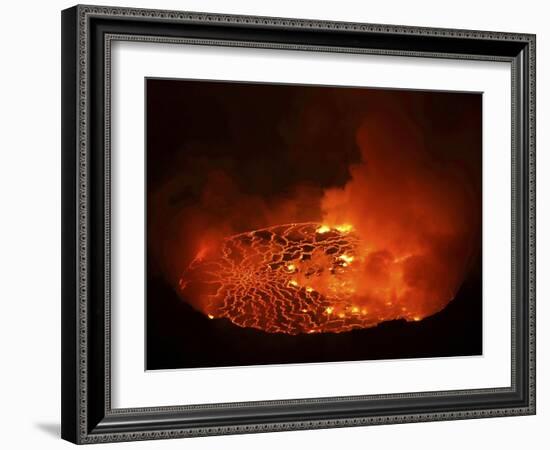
[{"x1": 179, "y1": 222, "x2": 425, "y2": 334}]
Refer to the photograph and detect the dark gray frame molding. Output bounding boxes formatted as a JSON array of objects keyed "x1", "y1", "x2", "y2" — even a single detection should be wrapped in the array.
[{"x1": 61, "y1": 4, "x2": 536, "y2": 444}]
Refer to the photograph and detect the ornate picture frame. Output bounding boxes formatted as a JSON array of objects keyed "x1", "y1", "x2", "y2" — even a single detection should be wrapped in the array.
[{"x1": 61, "y1": 4, "x2": 536, "y2": 444}]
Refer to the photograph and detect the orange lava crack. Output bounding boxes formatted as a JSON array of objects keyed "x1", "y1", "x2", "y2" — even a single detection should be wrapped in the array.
[{"x1": 179, "y1": 222, "x2": 428, "y2": 335}]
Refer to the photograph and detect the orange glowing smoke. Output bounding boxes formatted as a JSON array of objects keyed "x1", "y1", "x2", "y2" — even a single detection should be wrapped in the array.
[
  {"x1": 168, "y1": 111, "x2": 479, "y2": 335},
  {"x1": 317, "y1": 116, "x2": 480, "y2": 325}
]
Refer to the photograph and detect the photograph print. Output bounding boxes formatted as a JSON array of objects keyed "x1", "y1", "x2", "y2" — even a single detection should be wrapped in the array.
[{"x1": 146, "y1": 78, "x2": 482, "y2": 370}]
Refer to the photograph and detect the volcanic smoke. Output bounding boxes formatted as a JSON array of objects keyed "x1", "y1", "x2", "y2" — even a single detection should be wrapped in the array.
[{"x1": 155, "y1": 111, "x2": 479, "y2": 335}]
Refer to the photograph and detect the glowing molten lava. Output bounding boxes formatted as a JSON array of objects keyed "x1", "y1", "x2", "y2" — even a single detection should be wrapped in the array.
[
  {"x1": 179, "y1": 222, "x2": 450, "y2": 335},
  {"x1": 154, "y1": 109, "x2": 480, "y2": 336}
]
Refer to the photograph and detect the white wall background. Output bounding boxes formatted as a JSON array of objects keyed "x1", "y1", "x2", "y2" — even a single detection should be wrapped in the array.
[{"x1": 0, "y1": 0, "x2": 545, "y2": 448}]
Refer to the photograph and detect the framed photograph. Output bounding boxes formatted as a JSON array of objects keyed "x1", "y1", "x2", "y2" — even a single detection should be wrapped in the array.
[{"x1": 61, "y1": 5, "x2": 536, "y2": 444}]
